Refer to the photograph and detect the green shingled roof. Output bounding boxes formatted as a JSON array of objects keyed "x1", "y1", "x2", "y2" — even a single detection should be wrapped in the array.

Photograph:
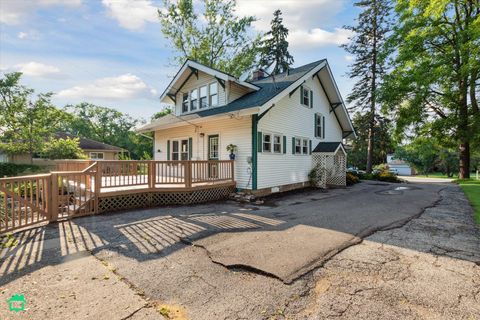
[{"x1": 196, "y1": 60, "x2": 326, "y2": 117}]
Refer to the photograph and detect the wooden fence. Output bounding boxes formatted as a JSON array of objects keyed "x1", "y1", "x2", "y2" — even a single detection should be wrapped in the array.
[{"x1": 0, "y1": 160, "x2": 235, "y2": 234}]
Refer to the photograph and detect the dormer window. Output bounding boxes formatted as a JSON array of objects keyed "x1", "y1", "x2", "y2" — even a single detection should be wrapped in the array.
[
  {"x1": 190, "y1": 89, "x2": 198, "y2": 111},
  {"x1": 200, "y1": 86, "x2": 208, "y2": 109},
  {"x1": 209, "y1": 82, "x2": 218, "y2": 106}
]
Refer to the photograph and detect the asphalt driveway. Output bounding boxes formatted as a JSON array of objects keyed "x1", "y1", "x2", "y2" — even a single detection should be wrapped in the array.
[{"x1": 1, "y1": 180, "x2": 478, "y2": 319}]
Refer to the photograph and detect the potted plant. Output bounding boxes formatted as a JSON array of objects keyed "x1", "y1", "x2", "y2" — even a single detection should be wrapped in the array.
[{"x1": 226, "y1": 144, "x2": 238, "y2": 160}]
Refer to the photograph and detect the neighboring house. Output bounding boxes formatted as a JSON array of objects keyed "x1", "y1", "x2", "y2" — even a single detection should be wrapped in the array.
[
  {"x1": 0, "y1": 134, "x2": 126, "y2": 163},
  {"x1": 56, "y1": 133, "x2": 126, "y2": 160},
  {"x1": 387, "y1": 154, "x2": 413, "y2": 176},
  {"x1": 138, "y1": 59, "x2": 355, "y2": 194}
]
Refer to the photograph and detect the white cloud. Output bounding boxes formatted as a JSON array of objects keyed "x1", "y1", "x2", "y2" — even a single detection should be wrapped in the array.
[
  {"x1": 57, "y1": 74, "x2": 157, "y2": 100},
  {"x1": 236, "y1": 0, "x2": 345, "y2": 32},
  {"x1": 0, "y1": 0, "x2": 82, "y2": 25},
  {"x1": 344, "y1": 55, "x2": 354, "y2": 62},
  {"x1": 236, "y1": 0, "x2": 350, "y2": 49},
  {"x1": 102, "y1": 0, "x2": 158, "y2": 31},
  {"x1": 289, "y1": 28, "x2": 353, "y2": 48},
  {"x1": 12, "y1": 62, "x2": 62, "y2": 78},
  {"x1": 17, "y1": 30, "x2": 40, "y2": 40}
]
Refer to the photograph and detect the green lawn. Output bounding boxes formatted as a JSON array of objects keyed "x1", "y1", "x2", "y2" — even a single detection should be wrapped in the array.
[
  {"x1": 414, "y1": 172, "x2": 457, "y2": 179},
  {"x1": 455, "y1": 179, "x2": 480, "y2": 224}
]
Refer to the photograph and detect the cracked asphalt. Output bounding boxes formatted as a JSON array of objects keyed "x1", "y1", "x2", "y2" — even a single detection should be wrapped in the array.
[{"x1": 1, "y1": 180, "x2": 479, "y2": 319}]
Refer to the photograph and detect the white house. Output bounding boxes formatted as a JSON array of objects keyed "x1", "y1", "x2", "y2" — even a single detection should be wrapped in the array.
[
  {"x1": 387, "y1": 154, "x2": 413, "y2": 176},
  {"x1": 138, "y1": 59, "x2": 355, "y2": 194}
]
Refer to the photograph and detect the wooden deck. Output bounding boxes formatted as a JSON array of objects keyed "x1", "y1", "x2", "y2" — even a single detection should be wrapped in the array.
[{"x1": 0, "y1": 160, "x2": 235, "y2": 234}]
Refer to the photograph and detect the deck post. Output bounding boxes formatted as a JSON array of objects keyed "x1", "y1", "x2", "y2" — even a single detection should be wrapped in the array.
[
  {"x1": 185, "y1": 161, "x2": 192, "y2": 188},
  {"x1": 230, "y1": 160, "x2": 235, "y2": 182},
  {"x1": 94, "y1": 162, "x2": 101, "y2": 214},
  {"x1": 50, "y1": 173, "x2": 58, "y2": 221},
  {"x1": 149, "y1": 161, "x2": 156, "y2": 189}
]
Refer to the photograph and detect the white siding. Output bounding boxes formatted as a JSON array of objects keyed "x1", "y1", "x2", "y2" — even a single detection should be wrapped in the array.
[
  {"x1": 257, "y1": 77, "x2": 343, "y2": 189},
  {"x1": 154, "y1": 116, "x2": 252, "y2": 189},
  {"x1": 228, "y1": 82, "x2": 251, "y2": 103}
]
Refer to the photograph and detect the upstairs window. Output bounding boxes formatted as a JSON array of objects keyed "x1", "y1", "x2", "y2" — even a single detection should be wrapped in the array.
[
  {"x1": 301, "y1": 85, "x2": 313, "y2": 108},
  {"x1": 199, "y1": 86, "x2": 208, "y2": 109},
  {"x1": 209, "y1": 82, "x2": 218, "y2": 106},
  {"x1": 182, "y1": 93, "x2": 189, "y2": 113},
  {"x1": 90, "y1": 152, "x2": 104, "y2": 160},
  {"x1": 190, "y1": 89, "x2": 198, "y2": 111},
  {"x1": 315, "y1": 113, "x2": 325, "y2": 139}
]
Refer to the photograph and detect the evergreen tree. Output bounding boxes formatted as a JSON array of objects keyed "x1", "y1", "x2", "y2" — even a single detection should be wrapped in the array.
[
  {"x1": 259, "y1": 9, "x2": 294, "y2": 74},
  {"x1": 342, "y1": 0, "x2": 392, "y2": 173}
]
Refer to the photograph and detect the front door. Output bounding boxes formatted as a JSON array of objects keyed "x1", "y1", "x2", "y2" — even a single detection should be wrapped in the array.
[{"x1": 208, "y1": 135, "x2": 219, "y2": 178}]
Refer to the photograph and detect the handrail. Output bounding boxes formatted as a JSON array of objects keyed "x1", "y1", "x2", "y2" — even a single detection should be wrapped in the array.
[{"x1": 0, "y1": 173, "x2": 52, "y2": 181}]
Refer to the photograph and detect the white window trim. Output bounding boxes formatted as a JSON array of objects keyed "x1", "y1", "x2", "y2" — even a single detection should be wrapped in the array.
[
  {"x1": 171, "y1": 138, "x2": 190, "y2": 161},
  {"x1": 181, "y1": 81, "x2": 220, "y2": 114},
  {"x1": 262, "y1": 132, "x2": 272, "y2": 153},
  {"x1": 315, "y1": 113, "x2": 325, "y2": 139},
  {"x1": 273, "y1": 134, "x2": 282, "y2": 154},
  {"x1": 294, "y1": 137, "x2": 310, "y2": 155},
  {"x1": 262, "y1": 132, "x2": 284, "y2": 155},
  {"x1": 301, "y1": 85, "x2": 312, "y2": 108},
  {"x1": 90, "y1": 152, "x2": 104, "y2": 160}
]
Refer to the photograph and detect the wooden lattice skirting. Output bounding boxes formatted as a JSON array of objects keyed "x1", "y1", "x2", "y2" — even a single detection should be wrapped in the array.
[{"x1": 98, "y1": 185, "x2": 235, "y2": 213}]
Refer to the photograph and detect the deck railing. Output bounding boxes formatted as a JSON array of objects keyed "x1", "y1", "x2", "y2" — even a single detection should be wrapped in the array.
[{"x1": 0, "y1": 160, "x2": 234, "y2": 234}]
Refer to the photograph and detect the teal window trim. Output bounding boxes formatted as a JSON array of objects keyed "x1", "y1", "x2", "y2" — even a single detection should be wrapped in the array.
[{"x1": 251, "y1": 115, "x2": 258, "y2": 190}]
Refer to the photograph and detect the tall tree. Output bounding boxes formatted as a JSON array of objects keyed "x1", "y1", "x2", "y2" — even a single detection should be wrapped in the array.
[
  {"x1": 158, "y1": 0, "x2": 260, "y2": 77},
  {"x1": 382, "y1": 0, "x2": 480, "y2": 179},
  {"x1": 63, "y1": 103, "x2": 152, "y2": 160},
  {"x1": 0, "y1": 73, "x2": 66, "y2": 162},
  {"x1": 348, "y1": 112, "x2": 395, "y2": 170},
  {"x1": 259, "y1": 9, "x2": 294, "y2": 74},
  {"x1": 343, "y1": 0, "x2": 392, "y2": 173}
]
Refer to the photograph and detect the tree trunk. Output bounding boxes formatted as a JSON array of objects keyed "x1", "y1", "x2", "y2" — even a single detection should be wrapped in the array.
[
  {"x1": 459, "y1": 142, "x2": 470, "y2": 179},
  {"x1": 366, "y1": 0, "x2": 378, "y2": 174},
  {"x1": 458, "y1": 80, "x2": 470, "y2": 179}
]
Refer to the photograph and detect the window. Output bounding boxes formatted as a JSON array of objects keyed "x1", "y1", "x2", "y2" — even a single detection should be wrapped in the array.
[
  {"x1": 263, "y1": 133, "x2": 272, "y2": 152},
  {"x1": 295, "y1": 138, "x2": 302, "y2": 154},
  {"x1": 315, "y1": 113, "x2": 325, "y2": 138},
  {"x1": 90, "y1": 152, "x2": 104, "y2": 160},
  {"x1": 302, "y1": 86, "x2": 311, "y2": 107},
  {"x1": 190, "y1": 89, "x2": 198, "y2": 111},
  {"x1": 302, "y1": 139, "x2": 309, "y2": 154},
  {"x1": 209, "y1": 82, "x2": 218, "y2": 106},
  {"x1": 171, "y1": 139, "x2": 189, "y2": 160},
  {"x1": 273, "y1": 135, "x2": 282, "y2": 153},
  {"x1": 182, "y1": 93, "x2": 189, "y2": 113},
  {"x1": 199, "y1": 86, "x2": 208, "y2": 109}
]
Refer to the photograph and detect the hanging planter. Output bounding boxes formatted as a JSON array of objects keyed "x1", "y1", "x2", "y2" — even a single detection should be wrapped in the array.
[{"x1": 226, "y1": 144, "x2": 238, "y2": 160}]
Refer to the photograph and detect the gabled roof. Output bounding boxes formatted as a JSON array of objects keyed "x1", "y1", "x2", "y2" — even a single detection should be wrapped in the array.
[
  {"x1": 313, "y1": 142, "x2": 345, "y2": 154},
  {"x1": 160, "y1": 60, "x2": 260, "y2": 104},
  {"x1": 141, "y1": 59, "x2": 356, "y2": 138},
  {"x1": 56, "y1": 133, "x2": 125, "y2": 152}
]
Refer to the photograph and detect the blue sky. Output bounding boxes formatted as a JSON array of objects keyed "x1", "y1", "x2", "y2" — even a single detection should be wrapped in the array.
[{"x1": 0, "y1": 0, "x2": 359, "y2": 121}]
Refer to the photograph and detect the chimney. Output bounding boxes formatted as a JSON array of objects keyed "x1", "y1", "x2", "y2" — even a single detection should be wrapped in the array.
[{"x1": 252, "y1": 69, "x2": 265, "y2": 81}]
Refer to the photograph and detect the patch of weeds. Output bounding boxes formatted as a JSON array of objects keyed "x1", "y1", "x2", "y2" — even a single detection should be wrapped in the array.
[
  {"x1": 1, "y1": 234, "x2": 19, "y2": 248},
  {"x1": 155, "y1": 303, "x2": 188, "y2": 320},
  {"x1": 158, "y1": 306, "x2": 171, "y2": 318}
]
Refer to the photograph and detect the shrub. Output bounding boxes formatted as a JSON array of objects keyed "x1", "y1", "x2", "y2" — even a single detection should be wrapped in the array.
[
  {"x1": 357, "y1": 170, "x2": 400, "y2": 183},
  {"x1": 0, "y1": 163, "x2": 44, "y2": 177},
  {"x1": 41, "y1": 137, "x2": 86, "y2": 160},
  {"x1": 346, "y1": 172, "x2": 360, "y2": 185},
  {"x1": 377, "y1": 170, "x2": 400, "y2": 183}
]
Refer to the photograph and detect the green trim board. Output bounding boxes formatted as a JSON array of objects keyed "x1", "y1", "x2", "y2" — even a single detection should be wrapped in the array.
[{"x1": 251, "y1": 114, "x2": 258, "y2": 190}]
